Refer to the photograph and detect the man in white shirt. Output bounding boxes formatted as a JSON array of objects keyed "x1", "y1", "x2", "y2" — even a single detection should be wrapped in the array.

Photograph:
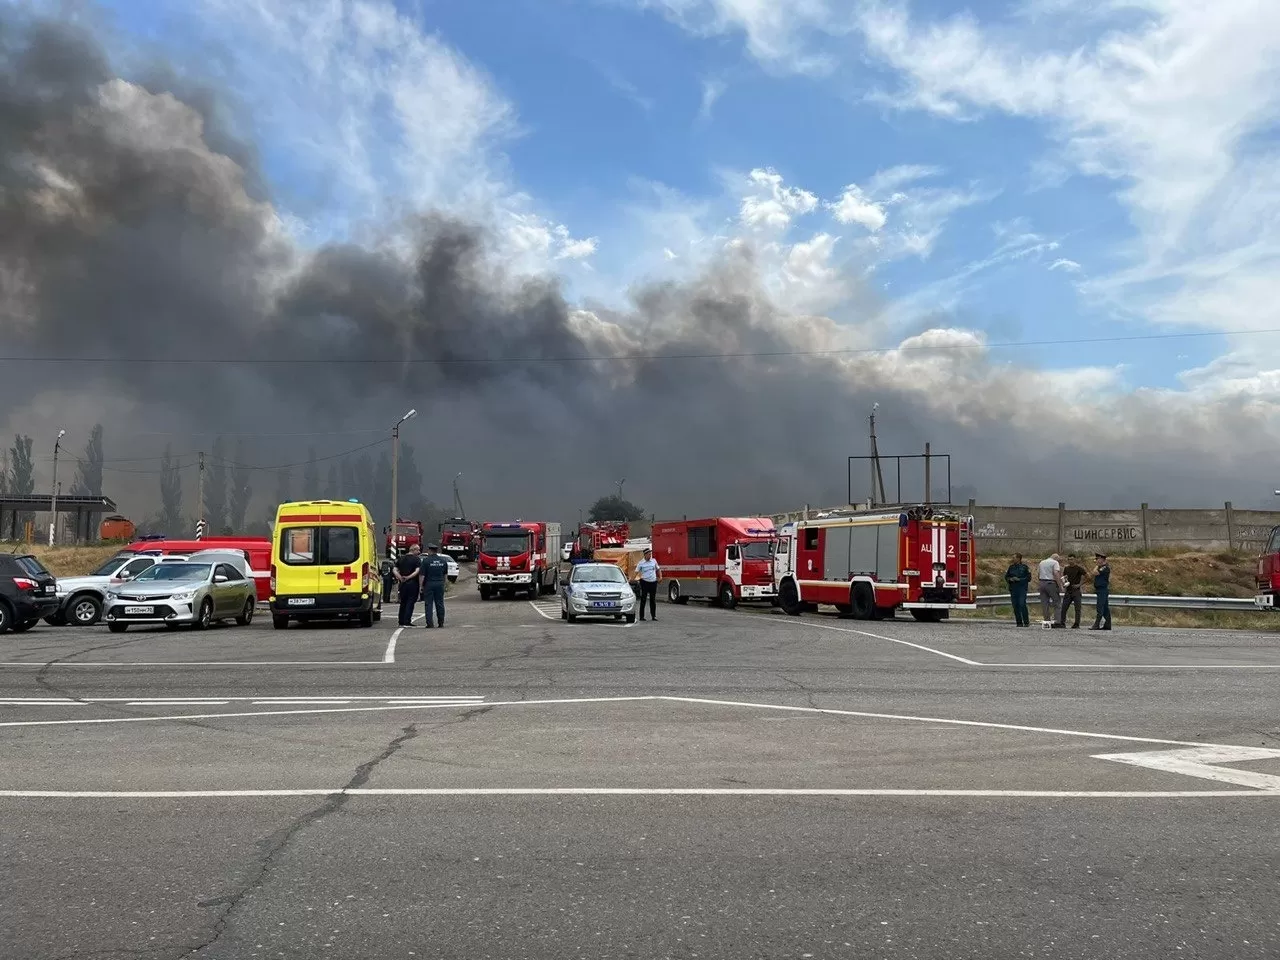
[
  {"x1": 1037, "y1": 553, "x2": 1063, "y2": 623},
  {"x1": 634, "y1": 547, "x2": 661, "y2": 622}
]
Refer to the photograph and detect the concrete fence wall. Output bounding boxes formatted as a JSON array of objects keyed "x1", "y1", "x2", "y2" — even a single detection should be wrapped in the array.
[{"x1": 771, "y1": 502, "x2": 1280, "y2": 556}]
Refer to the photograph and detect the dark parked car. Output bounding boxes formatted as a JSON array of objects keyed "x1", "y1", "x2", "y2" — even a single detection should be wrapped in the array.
[{"x1": 0, "y1": 553, "x2": 59, "y2": 634}]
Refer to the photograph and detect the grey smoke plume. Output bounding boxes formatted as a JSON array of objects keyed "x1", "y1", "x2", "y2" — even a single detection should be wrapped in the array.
[{"x1": 1, "y1": 9, "x2": 1273, "y2": 524}]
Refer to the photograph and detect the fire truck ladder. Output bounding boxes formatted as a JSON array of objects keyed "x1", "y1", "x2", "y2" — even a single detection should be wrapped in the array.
[{"x1": 958, "y1": 519, "x2": 972, "y2": 597}]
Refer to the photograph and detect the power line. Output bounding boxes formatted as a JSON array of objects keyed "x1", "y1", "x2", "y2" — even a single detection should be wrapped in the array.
[{"x1": 0, "y1": 326, "x2": 1271, "y2": 366}]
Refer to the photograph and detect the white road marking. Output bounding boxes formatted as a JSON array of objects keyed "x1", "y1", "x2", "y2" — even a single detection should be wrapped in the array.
[
  {"x1": 124, "y1": 700, "x2": 229, "y2": 706},
  {"x1": 982, "y1": 662, "x2": 1280, "y2": 669},
  {"x1": 1, "y1": 788, "x2": 1275, "y2": 799},
  {"x1": 777, "y1": 619, "x2": 981, "y2": 665},
  {"x1": 0, "y1": 661, "x2": 388, "y2": 667},
  {"x1": 384, "y1": 627, "x2": 402, "y2": 663},
  {"x1": 1094, "y1": 745, "x2": 1280, "y2": 791},
  {"x1": 529, "y1": 600, "x2": 560, "y2": 621},
  {"x1": 0, "y1": 695, "x2": 640, "y2": 729},
  {"x1": 660, "y1": 696, "x2": 1209, "y2": 747},
  {"x1": 0, "y1": 701, "x2": 483, "y2": 706}
]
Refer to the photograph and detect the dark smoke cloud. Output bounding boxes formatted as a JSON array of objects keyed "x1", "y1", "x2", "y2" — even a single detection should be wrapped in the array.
[{"x1": 1, "y1": 9, "x2": 1273, "y2": 524}]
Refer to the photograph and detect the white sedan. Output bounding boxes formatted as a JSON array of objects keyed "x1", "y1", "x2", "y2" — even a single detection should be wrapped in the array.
[{"x1": 446, "y1": 555, "x2": 459, "y2": 583}]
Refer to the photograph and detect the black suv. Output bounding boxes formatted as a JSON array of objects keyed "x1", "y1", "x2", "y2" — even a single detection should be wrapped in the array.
[{"x1": 0, "y1": 553, "x2": 59, "y2": 634}]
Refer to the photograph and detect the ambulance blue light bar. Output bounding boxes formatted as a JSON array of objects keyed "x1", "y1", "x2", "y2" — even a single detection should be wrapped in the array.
[{"x1": 348, "y1": 499, "x2": 360, "y2": 503}]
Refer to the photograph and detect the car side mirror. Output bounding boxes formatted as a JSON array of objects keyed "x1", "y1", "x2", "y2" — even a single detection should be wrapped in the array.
[{"x1": 214, "y1": 574, "x2": 228, "y2": 583}]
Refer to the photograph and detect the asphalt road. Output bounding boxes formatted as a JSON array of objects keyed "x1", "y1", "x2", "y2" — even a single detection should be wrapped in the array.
[{"x1": 3, "y1": 568, "x2": 1279, "y2": 959}]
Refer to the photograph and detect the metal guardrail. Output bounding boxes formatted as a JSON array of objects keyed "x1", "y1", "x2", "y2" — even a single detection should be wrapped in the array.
[{"x1": 976, "y1": 593, "x2": 1259, "y2": 612}]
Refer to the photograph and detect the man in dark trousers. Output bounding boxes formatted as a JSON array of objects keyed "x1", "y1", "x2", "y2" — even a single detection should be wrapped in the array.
[
  {"x1": 634, "y1": 547, "x2": 660, "y2": 622},
  {"x1": 1054, "y1": 554, "x2": 1088, "y2": 629},
  {"x1": 394, "y1": 543, "x2": 421, "y2": 627},
  {"x1": 1090, "y1": 553, "x2": 1112, "y2": 631},
  {"x1": 420, "y1": 542, "x2": 450, "y2": 629},
  {"x1": 1004, "y1": 553, "x2": 1032, "y2": 627}
]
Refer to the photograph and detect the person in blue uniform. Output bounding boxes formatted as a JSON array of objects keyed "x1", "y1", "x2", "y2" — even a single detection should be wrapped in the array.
[
  {"x1": 394, "y1": 544, "x2": 421, "y2": 627},
  {"x1": 420, "y1": 542, "x2": 450, "y2": 628},
  {"x1": 1004, "y1": 553, "x2": 1032, "y2": 627}
]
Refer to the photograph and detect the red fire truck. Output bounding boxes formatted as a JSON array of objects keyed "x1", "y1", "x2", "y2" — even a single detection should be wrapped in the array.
[
  {"x1": 575, "y1": 521, "x2": 631, "y2": 555},
  {"x1": 384, "y1": 519, "x2": 423, "y2": 558},
  {"x1": 1254, "y1": 525, "x2": 1280, "y2": 609},
  {"x1": 476, "y1": 521, "x2": 563, "y2": 600},
  {"x1": 652, "y1": 517, "x2": 779, "y2": 609},
  {"x1": 773, "y1": 506, "x2": 976, "y2": 621},
  {"x1": 439, "y1": 518, "x2": 481, "y2": 561}
]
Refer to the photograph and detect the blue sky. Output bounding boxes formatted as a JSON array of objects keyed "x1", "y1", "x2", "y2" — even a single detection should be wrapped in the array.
[{"x1": 87, "y1": 0, "x2": 1280, "y2": 398}]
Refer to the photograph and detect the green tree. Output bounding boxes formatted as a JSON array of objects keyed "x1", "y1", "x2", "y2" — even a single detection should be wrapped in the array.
[
  {"x1": 205, "y1": 437, "x2": 228, "y2": 534},
  {"x1": 69, "y1": 424, "x2": 104, "y2": 498},
  {"x1": 588, "y1": 494, "x2": 645, "y2": 523},
  {"x1": 7, "y1": 435, "x2": 36, "y2": 531},
  {"x1": 228, "y1": 439, "x2": 253, "y2": 532},
  {"x1": 158, "y1": 445, "x2": 184, "y2": 535}
]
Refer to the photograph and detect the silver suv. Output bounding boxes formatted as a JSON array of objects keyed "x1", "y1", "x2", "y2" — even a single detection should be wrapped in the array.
[{"x1": 48, "y1": 552, "x2": 188, "y2": 626}]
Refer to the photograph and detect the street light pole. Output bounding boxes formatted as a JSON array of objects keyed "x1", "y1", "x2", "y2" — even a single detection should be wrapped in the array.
[
  {"x1": 389, "y1": 409, "x2": 417, "y2": 564},
  {"x1": 49, "y1": 429, "x2": 66, "y2": 547},
  {"x1": 616, "y1": 478, "x2": 625, "y2": 503}
]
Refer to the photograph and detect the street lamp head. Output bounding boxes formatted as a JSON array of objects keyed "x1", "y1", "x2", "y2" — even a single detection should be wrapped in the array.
[
  {"x1": 403, "y1": 408, "x2": 417, "y2": 421},
  {"x1": 57, "y1": 429, "x2": 66, "y2": 439}
]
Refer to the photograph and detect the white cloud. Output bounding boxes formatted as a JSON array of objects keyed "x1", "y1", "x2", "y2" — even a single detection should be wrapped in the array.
[
  {"x1": 738, "y1": 167, "x2": 819, "y2": 230},
  {"x1": 856, "y1": 0, "x2": 1280, "y2": 341},
  {"x1": 1050, "y1": 258, "x2": 1082, "y2": 272},
  {"x1": 630, "y1": 0, "x2": 841, "y2": 74},
  {"x1": 698, "y1": 77, "x2": 727, "y2": 120},
  {"x1": 829, "y1": 185, "x2": 887, "y2": 231}
]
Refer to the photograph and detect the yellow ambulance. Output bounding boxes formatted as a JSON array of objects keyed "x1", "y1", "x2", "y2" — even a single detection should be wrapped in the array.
[{"x1": 269, "y1": 499, "x2": 382, "y2": 629}]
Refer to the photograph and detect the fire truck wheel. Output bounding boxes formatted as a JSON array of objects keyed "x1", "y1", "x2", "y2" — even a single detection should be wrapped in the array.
[
  {"x1": 718, "y1": 582, "x2": 737, "y2": 610},
  {"x1": 834, "y1": 603, "x2": 853, "y2": 617},
  {"x1": 850, "y1": 583, "x2": 876, "y2": 620},
  {"x1": 667, "y1": 581, "x2": 687, "y2": 605},
  {"x1": 779, "y1": 580, "x2": 802, "y2": 616},
  {"x1": 479, "y1": 586, "x2": 492, "y2": 601}
]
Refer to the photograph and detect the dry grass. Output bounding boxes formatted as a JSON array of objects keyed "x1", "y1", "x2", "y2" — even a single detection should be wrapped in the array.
[
  {"x1": 7, "y1": 543, "x2": 125, "y2": 577},
  {"x1": 970, "y1": 550, "x2": 1279, "y2": 631}
]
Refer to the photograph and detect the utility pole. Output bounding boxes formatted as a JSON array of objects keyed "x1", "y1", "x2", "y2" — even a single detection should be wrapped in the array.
[
  {"x1": 390, "y1": 409, "x2": 417, "y2": 563},
  {"x1": 197, "y1": 451, "x2": 205, "y2": 539},
  {"x1": 48, "y1": 428, "x2": 65, "y2": 547},
  {"x1": 924, "y1": 442, "x2": 932, "y2": 506},
  {"x1": 616, "y1": 478, "x2": 626, "y2": 505},
  {"x1": 868, "y1": 405, "x2": 886, "y2": 506},
  {"x1": 453, "y1": 472, "x2": 464, "y2": 519}
]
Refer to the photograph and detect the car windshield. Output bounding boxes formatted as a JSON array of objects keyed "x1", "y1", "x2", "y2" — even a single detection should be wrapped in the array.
[
  {"x1": 482, "y1": 533, "x2": 531, "y2": 556},
  {"x1": 130, "y1": 563, "x2": 211, "y2": 583},
  {"x1": 395, "y1": 523, "x2": 419, "y2": 535},
  {"x1": 441, "y1": 522, "x2": 471, "y2": 533},
  {"x1": 572, "y1": 565, "x2": 627, "y2": 584},
  {"x1": 91, "y1": 553, "x2": 135, "y2": 577},
  {"x1": 742, "y1": 541, "x2": 774, "y2": 559}
]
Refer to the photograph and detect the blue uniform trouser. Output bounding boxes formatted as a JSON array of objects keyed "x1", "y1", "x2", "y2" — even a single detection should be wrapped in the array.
[
  {"x1": 1010, "y1": 584, "x2": 1030, "y2": 626},
  {"x1": 423, "y1": 583, "x2": 445, "y2": 626},
  {"x1": 1093, "y1": 588, "x2": 1111, "y2": 628},
  {"x1": 397, "y1": 580, "x2": 419, "y2": 626}
]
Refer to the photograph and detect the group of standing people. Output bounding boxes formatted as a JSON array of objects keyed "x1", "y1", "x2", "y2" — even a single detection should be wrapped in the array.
[
  {"x1": 1004, "y1": 551, "x2": 1112, "y2": 630},
  {"x1": 390, "y1": 542, "x2": 451, "y2": 628}
]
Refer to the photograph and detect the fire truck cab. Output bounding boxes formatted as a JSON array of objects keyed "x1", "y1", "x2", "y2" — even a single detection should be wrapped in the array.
[
  {"x1": 652, "y1": 517, "x2": 779, "y2": 609},
  {"x1": 773, "y1": 506, "x2": 976, "y2": 621},
  {"x1": 439, "y1": 518, "x2": 480, "y2": 561},
  {"x1": 476, "y1": 521, "x2": 563, "y2": 600},
  {"x1": 384, "y1": 519, "x2": 423, "y2": 559}
]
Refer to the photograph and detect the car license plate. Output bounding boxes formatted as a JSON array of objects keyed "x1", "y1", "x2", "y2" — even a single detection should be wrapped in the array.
[
  {"x1": 287, "y1": 598, "x2": 316, "y2": 606},
  {"x1": 124, "y1": 606, "x2": 154, "y2": 615},
  {"x1": 590, "y1": 601, "x2": 619, "y2": 608}
]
